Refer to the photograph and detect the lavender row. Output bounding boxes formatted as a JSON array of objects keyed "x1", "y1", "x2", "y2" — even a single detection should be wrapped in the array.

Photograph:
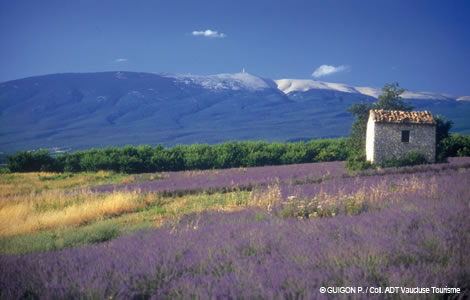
[
  {"x1": 277, "y1": 169, "x2": 446, "y2": 201},
  {"x1": 92, "y1": 160, "x2": 347, "y2": 194},
  {"x1": 2, "y1": 168, "x2": 469, "y2": 298},
  {"x1": 91, "y1": 157, "x2": 470, "y2": 195},
  {"x1": 270, "y1": 167, "x2": 469, "y2": 220}
]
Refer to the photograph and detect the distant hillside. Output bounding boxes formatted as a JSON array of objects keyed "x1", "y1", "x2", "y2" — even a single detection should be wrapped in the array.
[{"x1": 0, "y1": 71, "x2": 469, "y2": 153}]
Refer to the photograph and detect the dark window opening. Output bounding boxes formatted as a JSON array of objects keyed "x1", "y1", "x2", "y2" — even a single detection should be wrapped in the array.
[{"x1": 401, "y1": 130, "x2": 410, "y2": 143}]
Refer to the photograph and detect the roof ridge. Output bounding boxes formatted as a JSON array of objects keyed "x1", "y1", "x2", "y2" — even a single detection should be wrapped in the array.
[{"x1": 369, "y1": 109, "x2": 435, "y2": 125}]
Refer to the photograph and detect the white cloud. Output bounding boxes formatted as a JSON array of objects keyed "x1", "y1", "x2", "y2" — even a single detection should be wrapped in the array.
[
  {"x1": 114, "y1": 58, "x2": 128, "y2": 63},
  {"x1": 192, "y1": 29, "x2": 226, "y2": 38},
  {"x1": 312, "y1": 65, "x2": 349, "y2": 78}
]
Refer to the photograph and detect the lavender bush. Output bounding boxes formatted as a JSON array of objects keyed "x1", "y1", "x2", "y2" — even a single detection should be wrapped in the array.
[
  {"x1": 92, "y1": 160, "x2": 347, "y2": 194},
  {"x1": 1, "y1": 161, "x2": 469, "y2": 298},
  {"x1": 92, "y1": 157, "x2": 470, "y2": 196}
]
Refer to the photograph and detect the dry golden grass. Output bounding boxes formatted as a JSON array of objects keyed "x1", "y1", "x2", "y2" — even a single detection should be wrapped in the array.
[
  {"x1": 0, "y1": 171, "x2": 129, "y2": 197},
  {"x1": 252, "y1": 182, "x2": 282, "y2": 213},
  {"x1": 0, "y1": 171, "x2": 140, "y2": 236},
  {"x1": 253, "y1": 175, "x2": 439, "y2": 218},
  {"x1": 0, "y1": 189, "x2": 147, "y2": 237},
  {"x1": 115, "y1": 190, "x2": 251, "y2": 230},
  {"x1": 313, "y1": 175, "x2": 437, "y2": 212},
  {"x1": 168, "y1": 192, "x2": 248, "y2": 214},
  {"x1": 0, "y1": 170, "x2": 252, "y2": 238},
  {"x1": 0, "y1": 171, "x2": 251, "y2": 254}
]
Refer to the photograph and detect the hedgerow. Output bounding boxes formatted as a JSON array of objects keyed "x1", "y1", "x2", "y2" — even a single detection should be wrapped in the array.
[{"x1": 7, "y1": 139, "x2": 352, "y2": 173}]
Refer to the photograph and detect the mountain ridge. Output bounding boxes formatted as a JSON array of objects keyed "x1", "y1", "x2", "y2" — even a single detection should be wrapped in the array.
[
  {"x1": 275, "y1": 78, "x2": 460, "y2": 101},
  {"x1": 0, "y1": 71, "x2": 469, "y2": 153},
  {"x1": 3, "y1": 71, "x2": 467, "y2": 100}
]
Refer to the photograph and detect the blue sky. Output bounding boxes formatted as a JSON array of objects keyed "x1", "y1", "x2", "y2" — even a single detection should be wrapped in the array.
[{"x1": 1, "y1": 0, "x2": 469, "y2": 95}]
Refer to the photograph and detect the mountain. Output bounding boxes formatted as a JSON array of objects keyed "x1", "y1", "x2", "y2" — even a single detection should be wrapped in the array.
[
  {"x1": 275, "y1": 78, "x2": 470, "y2": 134},
  {"x1": 276, "y1": 78, "x2": 457, "y2": 101},
  {"x1": 0, "y1": 71, "x2": 469, "y2": 153}
]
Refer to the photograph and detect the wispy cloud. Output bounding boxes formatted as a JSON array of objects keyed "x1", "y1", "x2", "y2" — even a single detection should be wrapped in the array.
[
  {"x1": 114, "y1": 58, "x2": 128, "y2": 63},
  {"x1": 192, "y1": 29, "x2": 226, "y2": 38},
  {"x1": 312, "y1": 65, "x2": 349, "y2": 78}
]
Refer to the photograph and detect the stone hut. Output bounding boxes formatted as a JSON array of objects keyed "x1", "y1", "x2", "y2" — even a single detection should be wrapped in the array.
[{"x1": 366, "y1": 109, "x2": 436, "y2": 164}]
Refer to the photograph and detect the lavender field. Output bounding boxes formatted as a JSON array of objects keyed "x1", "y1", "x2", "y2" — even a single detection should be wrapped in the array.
[
  {"x1": 1, "y1": 158, "x2": 470, "y2": 298},
  {"x1": 92, "y1": 157, "x2": 470, "y2": 195},
  {"x1": 91, "y1": 160, "x2": 348, "y2": 194}
]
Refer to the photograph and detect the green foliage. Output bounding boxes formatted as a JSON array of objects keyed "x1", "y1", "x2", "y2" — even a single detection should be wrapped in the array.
[
  {"x1": 6, "y1": 150, "x2": 60, "y2": 172},
  {"x1": 85, "y1": 222, "x2": 120, "y2": 244},
  {"x1": 7, "y1": 139, "x2": 353, "y2": 173},
  {"x1": 0, "y1": 222, "x2": 121, "y2": 255},
  {"x1": 345, "y1": 153, "x2": 374, "y2": 171},
  {"x1": 376, "y1": 83, "x2": 413, "y2": 111},
  {"x1": 437, "y1": 133, "x2": 470, "y2": 161},
  {"x1": 344, "y1": 197, "x2": 366, "y2": 216},
  {"x1": 0, "y1": 167, "x2": 10, "y2": 174},
  {"x1": 7, "y1": 130, "x2": 468, "y2": 174},
  {"x1": 38, "y1": 173, "x2": 73, "y2": 181},
  {"x1": 346, "y1": 101, "x2": 375, "y2": 155},
  {"x1": 184, "y1": 144, "x2": 214, "y2": 170},
  {"x1": 435, "y1": 115, "x2": 453, "y2": 144},
  {"x1": 435, "y1": 115, "x2": 454, "y2": 162},
  {"x1": 346, "y1": 83, "x2": 414, "y2": 171},
  {"x1": 380, "y1": 151, "x2": 428, "y2": 168}
]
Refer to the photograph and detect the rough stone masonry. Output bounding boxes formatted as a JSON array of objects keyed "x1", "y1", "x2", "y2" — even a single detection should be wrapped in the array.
[{"x1": 366, "y1": 109, "x2": 436, "y2": 164}]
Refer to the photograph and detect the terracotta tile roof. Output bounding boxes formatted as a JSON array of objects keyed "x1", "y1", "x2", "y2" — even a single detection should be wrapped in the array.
[{"x1": 370, "y1": 109, "x2": 436, "y2": 125}]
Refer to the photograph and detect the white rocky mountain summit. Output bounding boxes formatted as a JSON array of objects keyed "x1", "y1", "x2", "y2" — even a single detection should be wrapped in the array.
[
  {"x1": 275, "y1": 78, "x2": 457, "y2": 100},
  {"x1": 158, "y1": 72, "x2": 464, "y2": 100}
]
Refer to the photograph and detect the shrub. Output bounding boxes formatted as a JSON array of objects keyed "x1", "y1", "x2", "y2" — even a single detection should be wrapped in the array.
[
  {"x1": 437, "y1": 134, "x2": 470, "y2": 162},
  {"x1": 345, "y1": 152, "x2": 374, "y2": 171},
  {"x1": 0, "y1": 168, "x2": 10, "y2": 174},
  {"x1": 85, "y1": 222, "x2": 120, "y2": 244},
  {"x1": 381, "y1": 151, "x2": 428, "y2": 168},
  {"x1": 7, "y1": 150, "x2": 59, "y2": 172},
  {"x1": 7, "y1": 135, "x2": 468, "y2": 174},
  {"x1": 61, "y1": 153, "x2": 82, "y2": 173},
  {"x1": 344, "y1": 197, "x2": 366, "y2": 216}
]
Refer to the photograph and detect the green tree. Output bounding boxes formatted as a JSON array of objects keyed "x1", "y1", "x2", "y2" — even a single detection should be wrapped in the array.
[
  {"x1": 184, "y1": 144, "x2": 214, "y2": 170},
  {"x1": 61, "y1": 153, "x2": 82, "y2": 172},
  {"x1": 213, "y1": 142, "x2": 243, "y2": 169},
  {"x1": 7, "y1": 150, "x2": 58, "y2": 172},
  {"x1": 376, "y1": 83, "x2": 413, "y2": 111},
  {"x1": 346, "y1": 82, "x2": 413, "y2": 170},
  {"x1": 346, "y1": 101, "x2": 375, "y2": 155},
  {"x1": 435, "y1": 115, "x2": 453, "y2": 145},
  {"x1": 150, "y1": 145, "x2": 172, "y2": 171},
  {"x1": 136, "y1": 145, "x2": 154, "y2": 172},
  {"x1": 435, "y1": 115, "x2": 453, "y2": 161},
  {"x1": 280, "y1": 142, "x2": 307, "y2": 164}
]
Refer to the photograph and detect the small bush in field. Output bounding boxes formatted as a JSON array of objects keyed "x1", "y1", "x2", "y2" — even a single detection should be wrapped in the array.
[
  {"x1": 345, "y1": 152, "x2": 374, "y2": 171},
  {"x1": 86, "y1": 222, "x2": 120, "y2": 244},
  {"x1": 343, "y1": 196, "x2": 366, "y2": 216},
  {"x1": 347, "y1": 151, "x2": 428, "y2": 171},
  {"x1": 381, "y1": 151, "x2": 428, "y2": 168},
  {"x1": 279, "y1": 196, "x2": 338, "y2": 219}
]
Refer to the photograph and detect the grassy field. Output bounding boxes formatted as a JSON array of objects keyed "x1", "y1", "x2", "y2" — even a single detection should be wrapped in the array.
[
  {"x1": 0, "y1": 171, "x2": 130, "y2": 197},
  {"x1": 0, "y1": 171, "x2": 252, "y2": 254}
]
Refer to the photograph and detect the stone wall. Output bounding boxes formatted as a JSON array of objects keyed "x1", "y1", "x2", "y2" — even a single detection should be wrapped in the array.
[
  {"x1": 372, "y1": 122, "x2": 436, "y2": 164},
  {"x1": 366, "y1": 115, "x2": 376, "y2": 162}
]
